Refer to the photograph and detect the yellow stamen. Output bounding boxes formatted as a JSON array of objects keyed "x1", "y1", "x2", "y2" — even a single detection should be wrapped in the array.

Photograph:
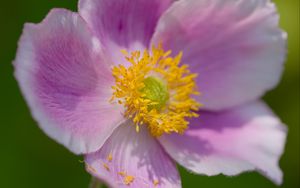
[
  {"x1": 118, "y1": 171, "x2": 126, "y2": 177},
  {"x1": 111, "y1": 44, "x2": 201, "y2": 137},
  {"x1": 124, "y1": 175, "x2": 135, "y2": 185},
  {"x1": 107, "y1": 153, "x2": 113, "y2": 162},
  {"x1": 103, "y1": 163, "x2": 110, "y2": 171},
  {"x1": 153, "y1": 180, "x2": 159, "y2": 186}
]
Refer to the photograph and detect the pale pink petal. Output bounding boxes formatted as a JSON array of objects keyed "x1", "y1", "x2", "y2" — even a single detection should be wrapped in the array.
[
  {"x1": 159, "y1": 101, "x2": 287, "y2": 185},
  {"x1": 79, "y1": 0, "x2": 172, "y2": 65},
  {"x1": 151, "y1": 0, "x2": 287, "y2": 110},
  {"x1": 13, "y1": 9, "x2": 125, "y2": 154},
  {"x1": 85, "y1": 121, "x2": 181, "y2": 188}
]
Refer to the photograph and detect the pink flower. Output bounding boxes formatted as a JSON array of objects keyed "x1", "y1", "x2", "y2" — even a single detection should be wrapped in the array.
[{"x1": 14, "y1": 0, "x2": 287, "y2": 187}]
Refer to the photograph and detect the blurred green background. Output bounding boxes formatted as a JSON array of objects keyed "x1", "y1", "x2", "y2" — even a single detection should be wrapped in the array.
[{"x1": 0, "y1": 0, "x2": 299, "y2": 187}]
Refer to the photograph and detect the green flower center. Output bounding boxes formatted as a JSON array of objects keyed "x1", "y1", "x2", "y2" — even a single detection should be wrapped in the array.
[{"x1": 141, "y1": 76, "x2": 169, "y2": 110}]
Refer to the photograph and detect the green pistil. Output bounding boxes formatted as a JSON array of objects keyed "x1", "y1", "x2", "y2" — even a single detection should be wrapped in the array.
[{"x1": 141, "y1": 76, "x2": 169, "y2": 111}]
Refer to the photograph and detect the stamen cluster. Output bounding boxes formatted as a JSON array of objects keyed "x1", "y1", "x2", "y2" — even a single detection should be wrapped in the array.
[{"x1": 111, "y1": 45, "x2": 201, "y2": 137}]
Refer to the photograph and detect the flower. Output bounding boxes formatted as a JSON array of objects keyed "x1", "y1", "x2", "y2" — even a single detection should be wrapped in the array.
[{"x1": 14, "y1": 0, "x2": 287, "y2": 187}]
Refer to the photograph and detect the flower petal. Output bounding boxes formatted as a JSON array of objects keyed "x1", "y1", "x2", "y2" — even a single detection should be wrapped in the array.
[
  {"x1": 14, "y1": 9, "x2": 125, "y2": 154},
  {"x1": 85, "y1": 121, "x2": 181, "y2": 188},
  {"x1": 79, "y1": 0, "x2": 172, "y2": 65},
  {"x1": 151, "y1": 0, "x2": 287, "y2": 110},
  {"x1": 159, "y1": 101, "x2": 287, "y2": 185}
]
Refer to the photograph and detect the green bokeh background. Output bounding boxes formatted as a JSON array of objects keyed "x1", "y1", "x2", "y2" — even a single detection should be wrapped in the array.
[{"x1": 0, "y1": 0, "x2": 299, "y2": 187}]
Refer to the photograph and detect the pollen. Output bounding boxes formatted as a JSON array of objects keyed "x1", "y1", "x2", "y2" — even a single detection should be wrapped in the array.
[
  {"x1": 111, "y1": 44, "x2": 201, "y2": 137},
  {"x1": 153, "y1": 180, "x2": 159, "y2": 186},
  {"x1": 118, "y1": 171, "x2": 126, "y2": 176},
  {"x1": 107, "y1": 153, "x2": 113, "y2": 162},
  {"x1": 124, "y1": 175, "x2": 135, "y2": 185},
  {"x1": 103, "y1": 163, "x2": 110, "y2": 171}
]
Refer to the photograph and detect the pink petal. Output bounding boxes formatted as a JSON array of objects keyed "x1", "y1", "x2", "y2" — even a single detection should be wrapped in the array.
[
  {"x1": 85, "y1": 121, "x2": 181, "y2": 188},
  {"x1": 13, "y1": 9, "x2": 125, "y2": 154},
  {"x1": 159, "y1": 101, "x2": 287, "y2": 185},
  {"x1": 78, "y1": 0, "x2": 172, "y2": 65},
  {"x1": 151, "y1": 0, "x2": 287, "y2": 110}
]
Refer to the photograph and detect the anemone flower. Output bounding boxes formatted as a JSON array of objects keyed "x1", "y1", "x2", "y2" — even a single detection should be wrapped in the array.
[{"x1": 14, "y1": 0, "x2": 287, "y2": 187}]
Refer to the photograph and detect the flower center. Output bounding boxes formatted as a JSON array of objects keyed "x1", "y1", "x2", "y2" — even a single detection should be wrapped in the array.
[
  {"x1": 141, "y1": 76, "x2": 169, "y2": 111},
  {"x1": 111, "y1": 45, "x2": 201, "y2": 137}
]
